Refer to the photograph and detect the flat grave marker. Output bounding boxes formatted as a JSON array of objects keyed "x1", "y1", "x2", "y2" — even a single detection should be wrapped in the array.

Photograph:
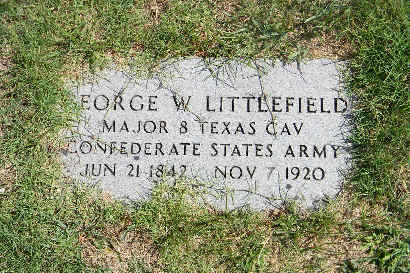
[{"x1": 61, "y1": 58, "x2": 351, "y2": 210}]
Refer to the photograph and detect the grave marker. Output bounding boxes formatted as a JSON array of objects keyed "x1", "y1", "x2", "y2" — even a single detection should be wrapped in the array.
[{"x1": 61, "y1": 59, "x2": 351, "y2": 210}]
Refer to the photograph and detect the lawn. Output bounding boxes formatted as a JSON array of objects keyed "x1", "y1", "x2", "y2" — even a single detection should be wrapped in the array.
[{"x1": 0, "y1": 0, "x2": 408, "y2": 272}]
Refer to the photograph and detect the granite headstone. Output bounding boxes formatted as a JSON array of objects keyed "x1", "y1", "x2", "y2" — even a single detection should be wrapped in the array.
[{"x1": 61, "y1": 58, "x2": 351, "y2": 210}]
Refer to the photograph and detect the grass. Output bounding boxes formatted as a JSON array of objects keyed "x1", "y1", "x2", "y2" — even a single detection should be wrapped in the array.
[{"x1": 0, "y1": 0, "x2": 409, "y2": 272}]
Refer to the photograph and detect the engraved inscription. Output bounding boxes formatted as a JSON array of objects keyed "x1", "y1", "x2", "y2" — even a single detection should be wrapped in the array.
[{"x1": 61, "y1": 59, "x2": 351, "y2": 210}]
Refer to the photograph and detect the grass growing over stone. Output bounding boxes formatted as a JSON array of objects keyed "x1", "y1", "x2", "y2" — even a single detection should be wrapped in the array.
[{"x1": 0, "y1": 0, "x2": 408, "y2": 272}]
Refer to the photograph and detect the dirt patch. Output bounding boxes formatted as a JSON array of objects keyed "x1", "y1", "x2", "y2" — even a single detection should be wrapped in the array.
[
  {"x1": 0, "y1": 164, "x2": 16, "y2": 194},
  {"x1": 0, "y1": 46, "x2": 12, "y2": 72},
  {"x1": 81, "y1": 228, "x2": 160, "y2": 272},
  {"x1": 304, "y1": 34, "x2": 354, "y2": 60},
  {"x1": 286, "y1": 26, "x2": 354, "y2": 61},
  {"x1": 144, "y1": 0, "x2": 171, "y2": 23},
  {"x1": 77, "y1": 192, "x2": 161, "y2": 272},
  {"x1": 0, "y1": 57, "x2": 11, "y2": 72}
]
